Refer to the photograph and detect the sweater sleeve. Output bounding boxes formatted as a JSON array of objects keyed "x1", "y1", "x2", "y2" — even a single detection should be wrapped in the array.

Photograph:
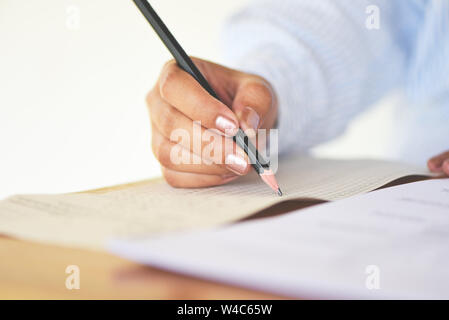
[{"x1": 220, "y1": 0, "x2": 421, "y2": 154}]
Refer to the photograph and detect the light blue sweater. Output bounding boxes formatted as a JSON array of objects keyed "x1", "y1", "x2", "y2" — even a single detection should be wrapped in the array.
[{"x1": 221, "y1": 0, "x2": 449, "y2": 163}]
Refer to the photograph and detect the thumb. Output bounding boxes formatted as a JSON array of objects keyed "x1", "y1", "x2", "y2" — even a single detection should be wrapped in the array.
[{"x1": 232, "y1": 77, "x2": 276, "y2": 135}]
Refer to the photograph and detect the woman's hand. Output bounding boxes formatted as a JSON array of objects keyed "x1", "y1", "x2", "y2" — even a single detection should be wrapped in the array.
[
  {"x1": 146, "y1": 57, "x2": 278, "y2": 188},
  {"x1": 428, "y1": 150, "x2": 449, "y2": 176}
]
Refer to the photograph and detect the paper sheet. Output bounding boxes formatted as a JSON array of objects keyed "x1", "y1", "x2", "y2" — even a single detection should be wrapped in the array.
[
  {"x1": 0, "y1": 156, "x2": 429, "y2": 250},
  {"x1": 109, "y1": 179, "x2": 449, "y2": 299}
]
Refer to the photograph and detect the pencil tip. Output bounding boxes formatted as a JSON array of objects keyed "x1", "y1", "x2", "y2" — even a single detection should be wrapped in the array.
[{"x1": 259, "y1": 169, "x2": 281, "y2": 196}]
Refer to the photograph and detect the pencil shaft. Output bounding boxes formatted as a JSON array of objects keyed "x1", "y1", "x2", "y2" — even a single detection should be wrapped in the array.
[{"x1": 132, "y1": 0, "x2": 217, "y2": 98}]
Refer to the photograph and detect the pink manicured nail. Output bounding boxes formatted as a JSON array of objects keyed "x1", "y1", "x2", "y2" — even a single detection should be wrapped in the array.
[
  {"x1": 244, "y1": 106, "x2": 260, "y2": 130},
  {"x1": 215, "y1": 116, "x2": 238, "y2": 136},
  {"x1": 225, "y1": 154, "x2": 248, "y2": 175}
]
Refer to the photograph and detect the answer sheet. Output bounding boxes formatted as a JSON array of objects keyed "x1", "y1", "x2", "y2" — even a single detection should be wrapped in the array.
[
  {"x1": 0, "y1": 156, "x2": 429, "y2": 250},
  {"x1": 109, "y1": 179, "x2": 449, "y2": 299}
]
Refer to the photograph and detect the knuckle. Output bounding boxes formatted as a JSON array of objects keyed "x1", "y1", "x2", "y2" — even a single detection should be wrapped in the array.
[
  {"x1": 151, "y1": 128, "x2": 174, "y2": 169},
  {"x1": 162, "y1": 168, "x2": 181, "y2": 188},
  {"x1": 146, "y1": 86, "x2": 158, "y2": 109},
  {"x1": 245, "y1": 79, "x2": 273, "y2": 113},
  {"x1": 158, "y1": 144, "x2": 174, "y2": 168},
  {"x1": 195, "y1": 98, "x2": 220, "y2": 123},
  {"x1": 157, "y1": 106, "x2": 176, "y2": 137}
]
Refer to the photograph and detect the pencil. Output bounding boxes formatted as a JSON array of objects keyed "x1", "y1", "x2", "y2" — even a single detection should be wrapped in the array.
[{"x1": 132, "y1": 0, "x2": 282, "y2": 196}]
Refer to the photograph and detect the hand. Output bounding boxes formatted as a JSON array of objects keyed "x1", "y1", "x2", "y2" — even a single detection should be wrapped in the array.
[
  {"x1": 427, "y1": 150, "x2": 449, "y2": 176},
  {"x1": 146, "y1": 57, "x2": 278, "y2": 188}
]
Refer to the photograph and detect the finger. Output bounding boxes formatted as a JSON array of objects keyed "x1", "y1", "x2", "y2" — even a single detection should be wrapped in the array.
[
  {"x1": 427, "y1": 151, "x2": 449, "y2": 172},
  {"x1": 161, "y1": 167, "x2": 239, "y2": 188},
  {"x1": 151, "y1": 126, "x2": 237, "y2": 176},
  {"x1": 158, "y1": 60, "x2": 239, "y2": 136},
  {"x1": 231, "y1": 77, "x2": 276, "y2": 131},
  {"x1": 442, "y1": 159, "x2": 449, "y2": 176},
  {"x1": 147, "y1": 91, "x2": 251, "y2": 176}
]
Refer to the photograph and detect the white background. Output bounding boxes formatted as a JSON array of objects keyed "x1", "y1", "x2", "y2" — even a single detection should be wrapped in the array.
[{"x1": 0, "y1": 0, "x2": 394, "y2": 199}]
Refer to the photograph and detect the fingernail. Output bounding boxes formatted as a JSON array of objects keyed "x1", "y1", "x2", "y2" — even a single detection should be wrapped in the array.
[
  {"x1": 225, "y1": 154, "x2": 248, "y2": 175},
  {"x1": 215, "y1": 116, "x2": 238, "y2": 136},
  {"x1": 243, "y1": 106, "x2": 260, "y2": 131}
]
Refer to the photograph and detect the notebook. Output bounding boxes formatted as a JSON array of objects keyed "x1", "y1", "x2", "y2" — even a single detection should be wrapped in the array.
[{"x1": 0, "y1": 156, "x2": 430, "y2": 250}]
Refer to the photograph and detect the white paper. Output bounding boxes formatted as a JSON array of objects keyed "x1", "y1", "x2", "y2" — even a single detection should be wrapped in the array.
[{"x1": 109, "y1": 179, "x2": 449, "y2": 299}]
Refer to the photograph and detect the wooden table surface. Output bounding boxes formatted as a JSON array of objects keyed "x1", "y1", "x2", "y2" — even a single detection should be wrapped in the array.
[
  {"x1": 1, "y1": 176, "x2": 428, "y2": 299},
  {"x1": 0, "y1": 180, "x2": 300, "y2": 300},
  {"x1": 0, "y1": 235, "x2": 282, "y2": 300},
  {"x1": 0, "y1": 187, "x2": 324, "y2": 300}
]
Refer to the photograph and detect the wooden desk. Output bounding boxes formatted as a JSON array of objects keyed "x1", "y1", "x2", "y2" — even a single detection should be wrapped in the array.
[
  {"x1": 0, "y1": 188, "x2": 328, "y2": 300},
  {"x1": 0, "y1": 176, "x2": 429, "y2": 299},
  {"x1": 0, "y1": 180, "x2": 303, "y2": 299},
  {"x1": 0, "y1": 236, "x2": 281, "y2": 299}
]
